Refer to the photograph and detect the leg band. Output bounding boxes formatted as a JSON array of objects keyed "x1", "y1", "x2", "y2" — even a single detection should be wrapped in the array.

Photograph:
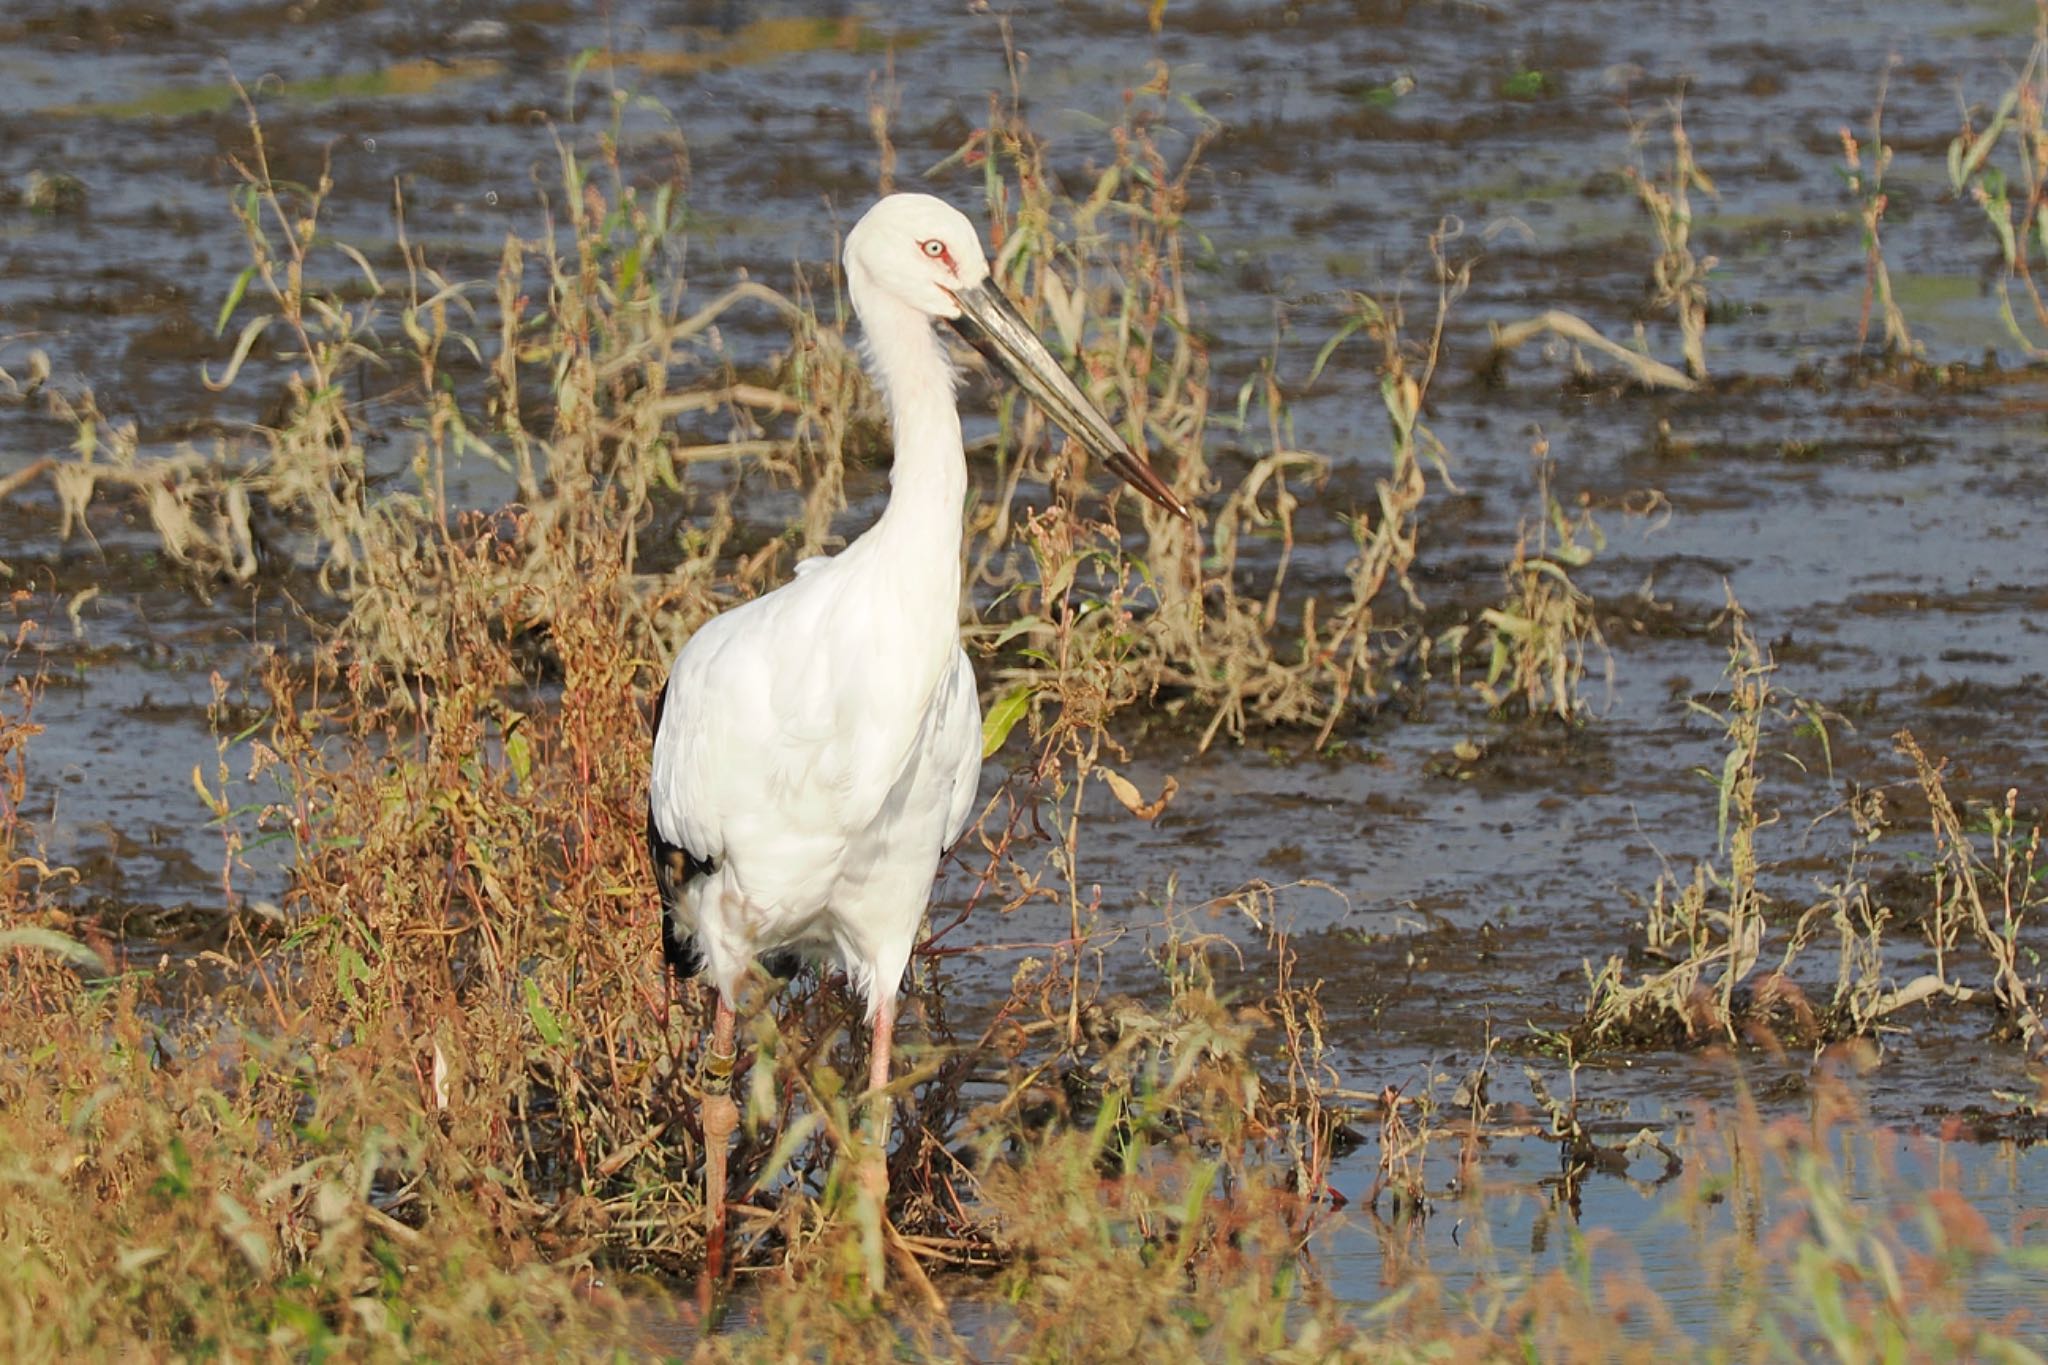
[{"x1": 703, "y1": 1046, "x2": 736, "y2": 1097}]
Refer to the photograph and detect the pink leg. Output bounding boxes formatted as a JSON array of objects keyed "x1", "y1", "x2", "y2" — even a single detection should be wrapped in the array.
[
  {"x1": 698, "y1": 995, "x2": 738, "y2": 1304},
  {"x1": 867, "y1": 996, "x2": 895, "y2": 1107},
  {"x1": 858, "y1": 996, "x2": 895, "y2": 1204}
]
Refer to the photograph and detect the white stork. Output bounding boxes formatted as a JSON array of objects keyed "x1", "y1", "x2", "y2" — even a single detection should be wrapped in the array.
[{"x1": 647, "y1": 193, "x2": 1189, "y2": 1278}]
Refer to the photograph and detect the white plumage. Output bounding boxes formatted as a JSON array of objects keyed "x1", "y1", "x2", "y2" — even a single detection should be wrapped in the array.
[
  {"x1": 649, "y1": 544, "x2": 983, "y2": 1013},
  {"x1": 648, "y1": 194, "x2": 1187, "y2": 1273}
]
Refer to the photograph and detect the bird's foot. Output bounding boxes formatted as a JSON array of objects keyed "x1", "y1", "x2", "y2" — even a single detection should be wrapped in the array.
[
  {"x1": 701, "y1": 1087, "x2": 739, "y2": 1147},
  {"x1": 699, "y1": 1049, "x2": 741, "y2": 1296}
]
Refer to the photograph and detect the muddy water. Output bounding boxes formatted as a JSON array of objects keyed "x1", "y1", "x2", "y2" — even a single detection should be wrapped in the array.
[{"x1": 4, "y1": 0, "x2": 2047, "y2": 1330}]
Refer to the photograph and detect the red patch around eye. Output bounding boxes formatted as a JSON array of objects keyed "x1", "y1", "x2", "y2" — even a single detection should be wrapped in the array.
[{"x1": 937, "y1": 245, "x2": 958, "y2": 275}]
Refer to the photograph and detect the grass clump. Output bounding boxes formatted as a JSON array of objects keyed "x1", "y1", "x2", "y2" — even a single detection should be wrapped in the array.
[
  {"x1": 1581, "y1": 593, "x2": 2048, "y2": 1058},
  {"x1": 942, "y1": 69, "x2": 1459, "y2": 753},
  {"x1": 1950, "y1": 0, "x2": 2048, "y2": 357},
  {"x1": 1840, "y1": 66, "x2": 1917, "y2": 361},
  {"x1": 5, "y1": 25, "x2": 2048, "y2": 1360},
  {"x1": 1626, "y1": 95, "x2": 1717, "y2": 381},
  {"x1": 1582, "y1": 595, "x2": 1784, "y2": 1046},
  {"x1": 1470, "y1": 432, "x2": 1610, "y2": 722}
]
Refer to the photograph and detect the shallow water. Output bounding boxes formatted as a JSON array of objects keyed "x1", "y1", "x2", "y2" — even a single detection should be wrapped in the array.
[
  {"x1": 1312, "y1": 1125, "x2": 2048, "y2": 1340},
  {"x1": 3, "y1": 0, "x2": 2046, "y2": 1330}
]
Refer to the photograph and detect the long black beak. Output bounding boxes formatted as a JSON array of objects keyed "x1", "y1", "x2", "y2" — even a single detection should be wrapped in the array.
[{"x1": 948, "y1": 279, "x2": 1191, "y2": 521}]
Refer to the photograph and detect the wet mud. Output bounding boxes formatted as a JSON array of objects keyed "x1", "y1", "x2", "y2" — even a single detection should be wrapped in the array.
[{"x1": 3, "y1": 0, "x2": 2047, "y2": 1329}]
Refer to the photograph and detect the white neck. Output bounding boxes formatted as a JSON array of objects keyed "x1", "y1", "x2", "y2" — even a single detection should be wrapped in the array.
[{"x1": 851, "y1": 281, "x2": 968, "y2": 582}]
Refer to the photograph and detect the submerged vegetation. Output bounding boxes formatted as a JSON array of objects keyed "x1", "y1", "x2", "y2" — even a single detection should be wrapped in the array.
[{"x1": 3, "y1": 4, "x2": 2048, "y2": 1357}]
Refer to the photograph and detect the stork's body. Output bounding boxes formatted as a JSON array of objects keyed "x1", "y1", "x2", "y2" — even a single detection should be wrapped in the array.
[
  {"x1": 649, "y1": 195, "x2": 1187, "y2": 1284},
  {"x1": 648, "y1": 498, "x2": 984, "y2": 1019}
]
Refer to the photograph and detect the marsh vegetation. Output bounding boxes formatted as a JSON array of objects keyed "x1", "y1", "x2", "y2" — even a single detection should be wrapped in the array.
[{"x1": 2, "y1": 0, "x2": 2048, "y2": 1357}]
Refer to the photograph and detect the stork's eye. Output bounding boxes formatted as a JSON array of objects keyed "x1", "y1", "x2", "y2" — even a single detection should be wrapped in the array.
[{"x1": 920, "y1": 239, "x2": 946, "y2": 258}]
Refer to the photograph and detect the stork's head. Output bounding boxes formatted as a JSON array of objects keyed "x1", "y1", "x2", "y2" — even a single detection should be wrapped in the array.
[
  {"x1": 842, "y1": 193, "x2": 1192, "y2": 521},
  {"x1": 843, "y1": 193, "x2": 990, "y2": 320}
]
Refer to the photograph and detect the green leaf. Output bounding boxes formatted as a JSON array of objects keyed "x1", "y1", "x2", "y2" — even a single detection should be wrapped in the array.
[
  {"x1": 269, "y1": 1298, "x2": 335, "y2": 1353},
  {"x1": 564, "y1": 47, "x2": 602, "y2": 116},
  {"x1": 151, "y1": 1135, "x2": 194, "y2": 1199},
  {"x1": 1949, "y1": 85, "x2": 2018, "y2": 193},
  {"x1": 505, "y1": 730, "x2": 532, "y2": 786},
  {"x1": 335, "y1": 944, "x2": 367, "y2": 1006},
  {"x1": 1486, "y1": 632, "x2": 1510, "y2": 687},
  {"x1": 992, "y1": 615, "x2": 1043, "y2": 648},
  {"x1": 755, "y1": 1110, "x2": 826, "y2": 1186},
  {"x1": 981, "y1": 684, "x2": 1034, "y2": 758},
  {"x1": 1307, "y1": 316, "x2": 1368, "y2": 388},
  {"x1": 201, "y1": 313, "x2": 274, "y2": 392},
  {"x1": 0, "y1": 927, "x2": 106, "y2": 971},
  {"x1": 214, "y1": 265, "x2": 258, "y2": 337},
  {"x1": 1716, "y1": 745, "x2": 1744, "y2": 852},
  {"x1": 524, "y1": 978, "x2": 567, "y2": 1047}
]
